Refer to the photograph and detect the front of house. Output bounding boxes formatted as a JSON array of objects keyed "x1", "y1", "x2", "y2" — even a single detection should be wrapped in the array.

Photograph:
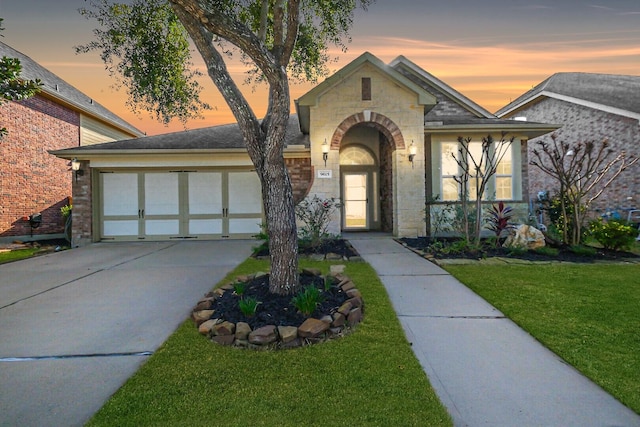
[{"x1": 53, "y1": 52, "x2": 557, "y2": 246}]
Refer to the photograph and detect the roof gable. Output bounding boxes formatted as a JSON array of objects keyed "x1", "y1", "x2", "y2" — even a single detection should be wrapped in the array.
[
  {"x1": 0, "y1": 41, "x2": 144, "y2": 137},
  {"x1": 295, "y1": 52, "x2": 437, "y2": 133},
  {"x1": 497, "y1": 72, "x2": 640, "y2": 120},
  {"x1": 389, "y1": 55, "x2": 494, "y2": 119}
]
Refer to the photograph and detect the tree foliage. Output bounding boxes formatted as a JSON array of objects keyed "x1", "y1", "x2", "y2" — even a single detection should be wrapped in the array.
[
  {"x1": 530, "y1": 135, "x2": 638, "y2": 246},
  {"x1": 78, "y1": 0, "x2": 372, "y2": 294},
  {"x1": 0, "y1": 18, "x2": 42, "y2": 138}
]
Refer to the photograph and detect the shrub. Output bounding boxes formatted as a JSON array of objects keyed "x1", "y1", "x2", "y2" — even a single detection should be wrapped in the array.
[
  {"x1": 569, "y1": 245, "x2": 597, "y2": 257},
  {"x1": 295, "y1": 196, "x2": 341, "y2": 248},
  {"x1": 233, "y1": 282, "x2": 246, "y2": 296},
  {"x1": 291, "y1": 285, "x2": 324, "y2": 316},
  {"x1": 238, "y1": 297, "x2": 261, "y2": 317},
  {"x1": 534, "y1": 246, "x2": 559, "y2": 257},
  {"x1": 485, "y1": 201, "x2": 514, "y2": 242},
  {"x1": 588, "y1": 218, "x2": 637, "y2": 251}
]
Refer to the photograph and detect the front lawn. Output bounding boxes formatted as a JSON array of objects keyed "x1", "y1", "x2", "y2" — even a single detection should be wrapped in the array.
[
  {"x1": 0, "y1": 248, "x2": 41, "y2": 264},
  {"x1": 87, "y1": 258, "x2": 452, "y2": 426},
  {"x1": 444, "y1": 263, "x2": 640, "y2": 414}
]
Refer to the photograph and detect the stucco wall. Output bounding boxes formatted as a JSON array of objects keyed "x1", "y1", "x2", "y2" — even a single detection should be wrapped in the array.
[
  {"x1": 517, "y1": 98, "x2": 640, "y2": 215},
  {"x1": 0, "y1": 95, "x2": 80, "y2": 240},
  {"x1": 305, "y1": 62, "x2": 426, "y2": 237}
]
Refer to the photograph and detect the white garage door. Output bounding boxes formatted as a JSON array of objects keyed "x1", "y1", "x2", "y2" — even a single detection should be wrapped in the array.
[{"x1": 100, "y1": 170, "x2": 262, "y2": 240}]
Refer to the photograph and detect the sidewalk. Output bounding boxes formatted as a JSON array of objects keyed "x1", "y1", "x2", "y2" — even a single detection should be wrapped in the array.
[{"x1": 346, "y1": 234, "x2": 640, "y2": 427}]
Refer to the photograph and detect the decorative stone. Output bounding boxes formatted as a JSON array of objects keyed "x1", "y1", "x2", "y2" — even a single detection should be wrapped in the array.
[
  {"x1": 194, "y1": 299, "x2": 213, "y2": 311},
  {"x1": 248, "y1": 325, "x2": 277, "y2": 345},
  {"x1": 192, "y1": 310, "x2": 215, "y2": 326},
  {"x1": 281, "y1": 338, "x2": 302, "y2": 349},
  {"x1": 346, "y1": 289, "x2": 362, "y2": 299},
  {"x1": 235, "y1": 274, "x2": 254, "y2": 283},
  {"x1": 310, "y1": 254, "x2": 325, "y2": 262},
  {"x1": 320, "y1": 315, "x2": 333, "y2": 324},
  {"x1": 347, "y1": 307, "x2": 363, "y2": 326},
  {"x1": 340, "y1": 281, "x2": 356, "y2": 292},
  {"x1": 277, "y1": 326, "x2": 298, "y2": 343},
  {"x1": 213, "y1": 321, "x2": 236, "y2": 336},
  {"x1": 198, "y1": 319, "x2": 217, "y2": 335},
  {"x1": 337, "y1": 301, "x2": 353, "y2": 316},
  {"x1": 329, "y1": 264, "x2": 346, "y2": 275},
  {"x1": 331, "y1": 312, "x2": 346, "y2": 327},
  {"x1": 348, "y1": 256, "x2": 364, "y2": 262},
  {"x1": 301, "y1": 267, "x2": 322, "y2": 276},
  {"x1": 504, "y1": 224, "x2": 546, "y2": 250},
  {"x1": 254, "y1": 271, "x2": 268, "y2": 279},
  {"x1": 212, "y1": 335, "x2": 235, "y2": 346},
  {"x1": 220, "y1": 283, "x2": 235, "y2": 291},
  {"x1": 235, "y1": 322, "x2": 252, "y2": 340},
  {"x1": 298, "y1": 318, "x2": 330, "y2": 338},
  {"x1": 347, "y1": 296, "x2": 363, "y2": 308},
  {"x1": 213, "y1": 288, "x2": 226, "y2": 297},
  {"x1": 326, "y1": 252, "x2": 343, "y2": 260}
]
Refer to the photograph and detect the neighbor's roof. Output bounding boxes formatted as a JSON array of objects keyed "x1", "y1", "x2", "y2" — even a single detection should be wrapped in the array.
[
  {"x1": 51, "y1": 115, "x2": 308, "y2": 158},
  {"x1": 496, "y1": 72, "x2": 640, "y2": 120},
  {"x1": 0, "y1": 41, "x2": 144, "y2": 137}
]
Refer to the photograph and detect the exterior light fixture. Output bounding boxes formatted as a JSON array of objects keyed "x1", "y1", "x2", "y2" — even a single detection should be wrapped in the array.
[
  {"x1": 321, "y1": 139, "x2": 330, "y2": 166},
  {"x1": 71, "y1": 158, "x2": 84, "y2": 182},
  {"x1": 408, "y1": 141, "x2": 417, "y2": 168}
]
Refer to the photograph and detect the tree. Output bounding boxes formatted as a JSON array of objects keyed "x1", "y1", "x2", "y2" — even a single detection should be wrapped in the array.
[
  {"x1": 452, "y1": 133, "x2": 514, "y2": 243},
  {"x1": 78, "y1": 0, "x2": 372, "y2": 295},
  {"x1": 530, "y1": 135, "x2": 638, "y2": 246},
  {"x1": 0, "y1": 18, "x2": 42, "y2": 138}
]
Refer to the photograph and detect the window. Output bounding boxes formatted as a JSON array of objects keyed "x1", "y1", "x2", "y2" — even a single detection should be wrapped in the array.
[
  {"x1": 361, "y1": 77, "x2": 371, "y2": 101},
  {"x1": 438, "y1": 139, "x2": 515, "y2": 202},
  {"x1": 340, "y1": 146, "x2": 376, "y2": 165}
]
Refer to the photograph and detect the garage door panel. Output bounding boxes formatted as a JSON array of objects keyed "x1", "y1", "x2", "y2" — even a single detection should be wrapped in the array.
[
  {"x1": 103, "y1": 220, "x2": 139, "y2": 237},
  {"x1": 228, "y1": 171, "x2": 262, "y2": 214},
  {"x1": 189, "y1": 172, "x2": 222, "y2": 214},
  {"x1": 145, "y1": 220, "x2": 180, "y2": 235},
  {"x1": 229, "y1": 218, "x2": 262, "y2": 234},
  {"x1": 145, "y1": 173, "x2": 179, "y2": 215},
  {"x1": 103, "y1": 173, "x2": 138, "y2": 216},
  {"x1": 189, "y1": 219, "x2": 223, "y2": 235}
]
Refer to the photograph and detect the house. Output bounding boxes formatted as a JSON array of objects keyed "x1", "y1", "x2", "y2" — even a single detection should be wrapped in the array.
[
  {"x1": 497, "y1": 72, "x2": 640, "y2": 214},
  {"x1": 0, "y1": 41, "x2": 144, "y2": 243},
  {"x1": 52, "y1": 52, "x2": 557, "y2": 246}
]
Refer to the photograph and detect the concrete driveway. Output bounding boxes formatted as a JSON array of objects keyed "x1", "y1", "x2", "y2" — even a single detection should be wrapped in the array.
[{"x1": 0, "y1": 240, "x2": 253, "y2": 427}]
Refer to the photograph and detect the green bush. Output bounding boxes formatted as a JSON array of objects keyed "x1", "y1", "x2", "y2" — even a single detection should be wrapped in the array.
[
  {"x1": 238, "y1": 297, "x2": 261, "y2": 317},
  {"x1": 588, "y1": 218, "x2": 637, "y2": 251},
  {"x1": 291, "y1": 285, "x2": 324, "y2": 316}
]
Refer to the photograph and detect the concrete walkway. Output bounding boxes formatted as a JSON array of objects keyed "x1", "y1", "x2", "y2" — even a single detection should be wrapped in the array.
[
  {"x1": 347, "y1": 234, "x2": 640, "y2": 427},
  {"x1": 0, "y1": 240, "x2": 253, "y2": 427}
]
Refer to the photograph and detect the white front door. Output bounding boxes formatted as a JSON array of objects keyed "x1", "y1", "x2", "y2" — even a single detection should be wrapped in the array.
[{"x1": 343, "y1": 172, "x2": 368, "y2": 229}]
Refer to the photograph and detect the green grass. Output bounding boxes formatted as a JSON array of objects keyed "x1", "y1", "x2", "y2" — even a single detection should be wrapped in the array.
[
  {"x1": 87, "y1": 258, "x2": 452, "y2": 427},
  {"x1": 0, "y1": 248, "x2": 41, "y2": 264},
  {"x1": 444, "y1": 263, "x2": 640, "y2": 414}
]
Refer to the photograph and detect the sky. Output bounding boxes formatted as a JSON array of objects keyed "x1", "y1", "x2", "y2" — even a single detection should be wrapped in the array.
[{"x1": 1, "y1": 0, "x2": 639, "y2": 136}]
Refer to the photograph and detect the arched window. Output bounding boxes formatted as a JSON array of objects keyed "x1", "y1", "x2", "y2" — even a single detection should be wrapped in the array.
[{"x1": 339, "y1": 146, "x2": 376, "y2": 166}]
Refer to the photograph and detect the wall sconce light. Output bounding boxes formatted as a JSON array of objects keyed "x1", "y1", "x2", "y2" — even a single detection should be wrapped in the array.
[
  {"x1": 71, "y1": 158, "x2": 84, "y2": 182},
  {"x1": 321, "y1": 139, "x2": 330, "y2": 166},
  {"x1": 408, "y1": 141, "x2": 417, "y2": 168}
]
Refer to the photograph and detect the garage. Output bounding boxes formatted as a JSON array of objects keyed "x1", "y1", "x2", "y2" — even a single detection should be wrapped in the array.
[{"x1": 99, "y1": 169, "x2": 263, "y2": 240}]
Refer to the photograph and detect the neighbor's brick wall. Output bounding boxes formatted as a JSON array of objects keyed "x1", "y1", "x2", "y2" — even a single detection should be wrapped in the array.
[
  {"x1": 517, "y1": 98, "x2": 640, "y2": 216},
  {"x1": 0, "y1": 95, "x2": 80, "y2": 238}
]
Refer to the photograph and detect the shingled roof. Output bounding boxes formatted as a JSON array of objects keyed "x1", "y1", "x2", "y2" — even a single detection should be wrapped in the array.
[
  {"x1": 497, "y1": 72, "x2": 640, "y2": 119},
  {"x1": 51, "y1": 115, "x2": 308, "y2": 156},
  {"x1": 1, "y1": 41, "x2": 144, "y2": 137}
]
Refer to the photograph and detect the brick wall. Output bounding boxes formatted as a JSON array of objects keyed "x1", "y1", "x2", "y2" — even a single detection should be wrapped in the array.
[
  {"x1": 518, "y1": 98, "x2": 640, "y2": 216},
  {"x1": 0, "y1": 95, "x2": 80, "y2": 239},
  {"x1": 285, "y1": 157, "x2": 312, "y2": 204},
  {"x1": 70, "y1": 160, "x2": 92, "y2": 247}
]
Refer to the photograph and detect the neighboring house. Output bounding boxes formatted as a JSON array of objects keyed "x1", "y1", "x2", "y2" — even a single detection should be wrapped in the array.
[
  {"x1": 497, "y1": 72, "x2": 640, "y2": 216},
  {"x1": 0, "y1": 41, "x2": 144, "y2": 242},
  {"x1": 52, "y1": 52, "x2": 556, "y2": 245}
]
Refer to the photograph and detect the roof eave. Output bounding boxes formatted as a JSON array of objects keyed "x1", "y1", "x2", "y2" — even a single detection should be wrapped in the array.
[{"x1": 424, "y1": 123, "x2": 561, "y2": 139}]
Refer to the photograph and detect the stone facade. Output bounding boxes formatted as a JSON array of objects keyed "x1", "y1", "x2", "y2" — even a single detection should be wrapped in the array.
[
  {"x1": 516, "y1": 98, "x2": 640, "y2": 215},
  {"x1": 0, "y1": 95, "x2": 79, "y2": 240},
  {"x1": 305, "y1": 62, "x2": 427, "y2": 237}
]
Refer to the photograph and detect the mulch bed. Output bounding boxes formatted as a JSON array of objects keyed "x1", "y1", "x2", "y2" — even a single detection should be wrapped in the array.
[
  {"x1": 209, "y1": 272, "x2": 349, "y2": 330},
  {"x1": 400, "y1": 237, "x2": 640, "y2": 263},
  {"x1": 252, "y1": 238, "x2": 359, "y2": 259}
]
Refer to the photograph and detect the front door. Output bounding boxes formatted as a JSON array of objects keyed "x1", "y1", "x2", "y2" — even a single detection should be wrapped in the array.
[{"x1": 343, "y1": 173, "x2": 368, "y2": 229}]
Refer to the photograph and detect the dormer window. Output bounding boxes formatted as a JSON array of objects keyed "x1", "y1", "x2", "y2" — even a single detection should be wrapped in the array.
[{"x1": 361, "y1": 77, "x2": 371, "y2": 101}]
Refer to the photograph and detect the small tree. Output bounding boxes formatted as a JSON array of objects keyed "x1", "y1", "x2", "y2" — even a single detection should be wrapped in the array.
[
  {"x1": 0, "y1": 18, "x2": 42, "y2": 138},
  {"x1": 530, "y1": 135, "x2": 638, "y2": 246},
  {"x1": 452, "y1": 133, "x2": 514, "y2": 243}
]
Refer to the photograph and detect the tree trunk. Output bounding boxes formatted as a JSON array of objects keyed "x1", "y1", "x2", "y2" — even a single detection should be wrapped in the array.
[{"x1": 262, "y1": 155, "x2": 300, "y2": 295}]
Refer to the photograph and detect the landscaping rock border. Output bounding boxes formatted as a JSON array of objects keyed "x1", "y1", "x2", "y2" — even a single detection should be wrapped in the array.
[{"x1": 191, "y1": 268, "x2": 364, "y2": 350}]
